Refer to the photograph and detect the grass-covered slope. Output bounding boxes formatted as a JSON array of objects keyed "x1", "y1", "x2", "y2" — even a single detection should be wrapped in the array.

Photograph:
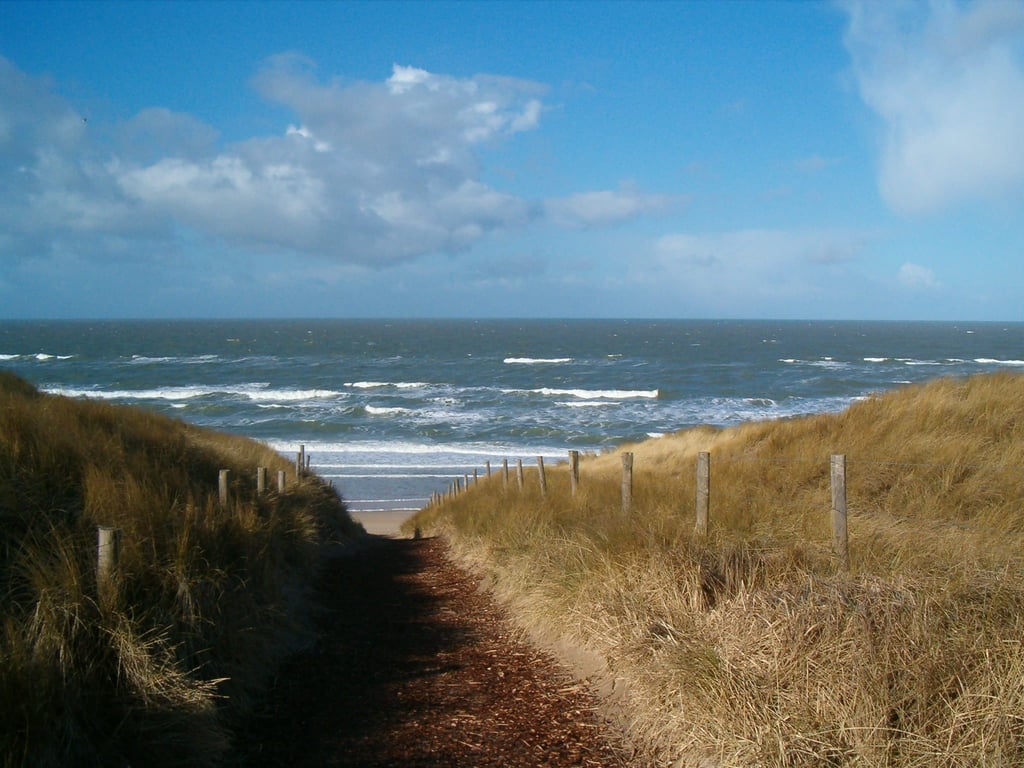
[
  {"x1": 407, "y1": 373, "x2": 1024, "y2": 767},
  {"x1": 0, "y1": 371, "x2": 361, "y2": 767}
]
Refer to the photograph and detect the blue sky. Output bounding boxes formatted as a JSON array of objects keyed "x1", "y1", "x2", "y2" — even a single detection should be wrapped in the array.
[{"x1": 1, "y1": 1, "x2": 1022, "y2": 320}]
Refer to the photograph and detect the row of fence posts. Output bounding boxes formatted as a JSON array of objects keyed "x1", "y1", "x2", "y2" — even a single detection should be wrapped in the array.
[
  {"x1": 97, "y1": 447, "x2": 318, "y2": 597},
  {"x1": 435, "y1": 450, "x2": 852, "y2": 571}
]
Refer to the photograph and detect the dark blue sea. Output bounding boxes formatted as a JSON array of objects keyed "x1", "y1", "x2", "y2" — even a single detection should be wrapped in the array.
[{"x1": 3, "y1": 319, "x2": 1022, "y2": 524}]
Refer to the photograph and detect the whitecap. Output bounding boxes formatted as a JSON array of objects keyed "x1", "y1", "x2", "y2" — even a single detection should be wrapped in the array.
[
  {"x1": 974, "y1": 358, "x2": 1024, "y2": 366},
  {"x1": 520, "y1": 387, "x2": 658, "y2": 400},
  {"x1": 365, "y1": 405, "x2": 410, "y2": 416},
  {"x1": 504, "y1": 357, "x2": 573, "y2": 364}
]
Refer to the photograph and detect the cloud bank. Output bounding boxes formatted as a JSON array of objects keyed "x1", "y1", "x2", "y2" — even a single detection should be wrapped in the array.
[{"x1": 844, "y1": 0, "x2": 1024, "y2": 214}]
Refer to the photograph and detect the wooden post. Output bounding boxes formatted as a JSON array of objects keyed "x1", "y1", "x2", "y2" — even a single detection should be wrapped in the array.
[
  {"x1": 257, "y1": 466, "x2": 268, "y2": 495},
  {"x1": 502, "y1": 459, "x2": 509, "y2": 487},
  {"x1": 219, "y1": 469, "x2": 230, "y2": 507},
  {"x1": 97, "y1": 525, "x2": 121, "y2": 596},
  {"x1": 277, "y1": 469, "x2": 286, "y2": 492},
  {"x1": 473, "y1": 468, "x2": 479, "y2": 486},
  {"x1": 621, "y1": 452, "x2": 634, "y2": 515},
  {"x1": 569, "y1": 450, "x2": 580, "y2": 496},
  {"x1": 516, "y1": 459, "x2": 524, "y2": 490},
  {"x1": 831, "y1": 454, "x2": 849, "y2": 571},
  {"x1": 537, "y1": 456, "x2": 547, "y2": 496},
  {"x1": 485, "y1": 461, "x2": 492, "y2": 477},
  {"x1": 695, "y1": 451, "x2": 710, "y2": 535}
]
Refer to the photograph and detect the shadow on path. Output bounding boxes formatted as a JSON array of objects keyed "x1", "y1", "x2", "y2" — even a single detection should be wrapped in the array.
[{"x1": 236, "y1": 535, "x2": 631, "y2": 767}]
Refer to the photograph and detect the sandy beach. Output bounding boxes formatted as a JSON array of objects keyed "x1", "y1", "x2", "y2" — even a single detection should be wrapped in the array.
[{"x1": 349, "y1": 510, "x2": 412, "y2": 537}]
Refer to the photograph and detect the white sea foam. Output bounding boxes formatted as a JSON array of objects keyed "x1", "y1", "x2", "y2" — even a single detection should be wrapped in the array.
[
  {"x1": 974, "y1": 358, "x2": 1024, "y2": 366},
  {"x1": 504, "y1": 357, "x2": 573, "y2": 364},
  {"x1": 559, "y1": 400, "x2": 617, "y2": 408},
  {"x1": 346, "y1": 380, "x2": 428, "y2": 389},
  {"x1": 43, "y1": 383, "x2": 344, "y2": 403},
  {"x1": 365, "y1": 405, "x2": 409, "y2": 416},
  {"x1": 0, "y1": 354, "x2": 20, "y2": 360},
  {"x1": 267, "y1": 439, "x2": 572, "y2": 460},
  {"x1": 506, "y1": 387, "x2": 658, "y2": 400}
]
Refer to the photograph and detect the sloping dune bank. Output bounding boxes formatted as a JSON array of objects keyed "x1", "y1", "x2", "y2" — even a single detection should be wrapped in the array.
[{"x1": 405, "y1": 372, "x2": 1024, "y2": 767}]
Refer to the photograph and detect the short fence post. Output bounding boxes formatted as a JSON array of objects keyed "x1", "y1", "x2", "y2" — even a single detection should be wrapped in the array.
[
  {"x1": 97, "y1": 525, "x2": 121, "y2": 598},
  {"x1": 569, "y1": 450, "x2": 580, "y2": 496},
  {"x1": 516, "y1": 459, "x2": 524, "y2": 490},
  {"x1": 277, "y1": 469, "x2": 286, "y2": 492},
  {"x1": 257, "y1": 466, "x2": 267, "y2": 495},
  {"x1": 695, "y1": 451, "x2": 710, "y2": 535},
  {"x1": 831, "y1": 454, "x2": 849, "y2": 571},
  {"x1": 621, "y1": 452, "x2": 634, "y2": 515},
  {"x1": 537, "y1": 456, "x2": 547, "y2": 496},
  {"x1": 219, "y1": 469, "x2": 230, "y2": 507}
]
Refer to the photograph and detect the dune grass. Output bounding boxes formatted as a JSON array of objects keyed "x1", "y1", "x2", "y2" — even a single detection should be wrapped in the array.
[
  {"x1": 405, "y1": 372, "x2": 1024, "y2": 766},
  {"x1": 0, "y1": 370, "x2": 361, "y2": 767}
]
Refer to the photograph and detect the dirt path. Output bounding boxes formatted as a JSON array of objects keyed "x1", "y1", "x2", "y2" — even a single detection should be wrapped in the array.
[{"x1": 237, "y1": 536, "x2": 634, "y2": 767}]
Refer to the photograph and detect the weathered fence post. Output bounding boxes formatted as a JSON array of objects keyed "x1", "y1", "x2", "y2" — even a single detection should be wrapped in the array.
[
  {"x1": 537, "y1": 456, "x2": 547, "y2": 496},
  {"x1": 277, "y1": 469, "x2": 286, "y2": 492},
  {"x1": 621, "y1": 452, "x2": 634, "y2": 515},
  {"x1": 473, "y1": 468, "x2": 479, "y2": 486},
  {"x1": 96, "y1": 525, "x2": 121, "y2": 599},
  {"x1": 569, "y1": 450, "x2": 580, "y2": 496},
  {"x1": 502, "y1": 459, "x2": 510, "y2": 488},
  {"x1": 485, "y1": 461, "x2": 492, "y2": 477},
  {"x1": 516, "y1": 459, "x2": 524, "y2": 490},
  {"x1": 695, "y1": 451, "x2": 710, "y2": 535},
  {"x1": 831, "y1": 454, "x2": 849, "y2": 571},
  {"x1": 257, "y1": 466, "x2": 268, "y2": 495},
  {"x1": 219, "y1": 469, "x2": 230, "y2": 507}
]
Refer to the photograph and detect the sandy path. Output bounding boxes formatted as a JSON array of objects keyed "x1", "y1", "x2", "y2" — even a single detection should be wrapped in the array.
[{"x1": 237, "y1": 536, "x2": 634, "y2": 767}]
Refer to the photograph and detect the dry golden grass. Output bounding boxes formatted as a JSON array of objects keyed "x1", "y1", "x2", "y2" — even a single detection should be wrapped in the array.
[
  {"x1": 406, "y1": 372, "x2": 1024, "y2": 767},
  {"x1": 0, "y1": 370, "x2": 361, "y2": 767}
]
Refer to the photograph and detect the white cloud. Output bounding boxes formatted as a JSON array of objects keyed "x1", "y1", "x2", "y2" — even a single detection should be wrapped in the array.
[
  {"x1": 898, "y1": 262, "x2": 941, "y2": 290},
  {"x1": 1, "y1": 55, "x2": 545, "y2": 266},
  {"x1": 544, "y1": 184, "x2": 682, "y2": 228},
  {"x1": 843, "y1": 0, "x2": 1024, "y2": 214}
]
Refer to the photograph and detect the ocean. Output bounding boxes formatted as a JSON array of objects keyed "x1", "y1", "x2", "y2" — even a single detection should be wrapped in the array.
[{"x1": 2, "y1": 319, "x2": 1022, "y2": 524}]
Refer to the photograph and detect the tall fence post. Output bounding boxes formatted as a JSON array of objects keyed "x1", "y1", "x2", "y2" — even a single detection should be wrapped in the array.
[
  {"x1": 257, "y1": 466, "x2": 267, "y2": 495},
  {"x1": 473, "y1": 468, "x2": 479, "y2": 486},
  {"x1": 219, "y1": 469, "x2": 230, "y2": 507},
  {"x1": 96, "y1": 525, "x2": 121, "y2": 600},
  {"x1": 695, "y1": 451, "x2": 710, "y2": 535},
  {"x1": 485, "y1": 461, "x2": 492, "y2": 477},
  {"x1": 831, "y1": 454, "x2": 849, "y2": 571},
  {"x1": 621, "y1": 452, "x2": 634, "y2": 515},
  {"x1": 277, "y1": 469, "x2": 286, "y2": 492},
  {"x1": 516, "y1": 459, "x2": 524, "y2": 490},
  {"x1": 502, "y1": 459, "x2": 509, "y2": 488},
  {"x1": 296, "y1": 444, "x2": 306, "y2": 477},
  {"x1": 569, "y1": 450, "x2": 580, "y2": 496},
  {"x1": 537, "y1": 456, "x2": 547, "y2": 496}
]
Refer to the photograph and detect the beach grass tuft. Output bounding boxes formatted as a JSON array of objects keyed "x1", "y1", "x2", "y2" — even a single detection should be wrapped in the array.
[
  {"x1": 0, "y1": 371, "x2": 360, "y2": 767},
  {"x1": 405, "y1": 372, "x2": 1024, "y2": 766}
]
